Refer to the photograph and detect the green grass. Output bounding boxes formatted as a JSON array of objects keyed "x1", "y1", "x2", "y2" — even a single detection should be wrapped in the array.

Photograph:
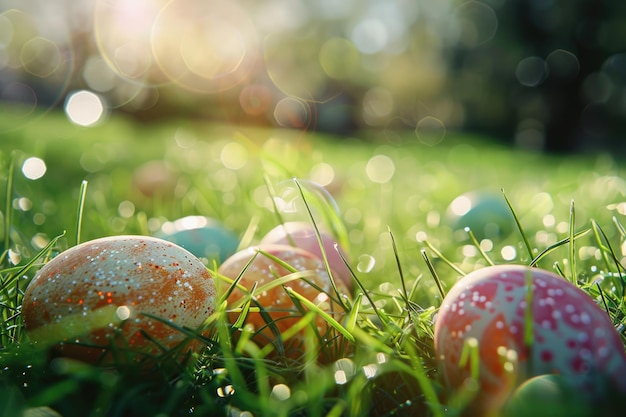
[{"x1": 1, "y1": 108, "x2": 625, "y2": 416}]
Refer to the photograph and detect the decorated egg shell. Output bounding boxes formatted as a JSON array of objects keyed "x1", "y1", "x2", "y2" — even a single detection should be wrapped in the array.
[
  {"x1": 260, "y1": 221, "x2": 352, "y2": 291},
  {"x1": 156, "y1": 216, "x2": 239, "y2": 264},
  {"x1": 22, "y1": 236, "x2": 217, "y2": 364},
  {"x1": 434, "y1": 265, "x2": 626, "y2": 413},
  {"x1": 218, "y1": 244, "x2": 349, "y2": 362},
  {"x1": 446, "y1": 191, "x2": 514, "y2": 240}
]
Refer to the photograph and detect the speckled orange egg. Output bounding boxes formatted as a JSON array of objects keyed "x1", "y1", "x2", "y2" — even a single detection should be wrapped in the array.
[
  {"x1": 218, "y1": 244, "x2": 349, "y2": 361},
  {"x1": 22, "y1": 236, "x2": 216, "y2": 363}
]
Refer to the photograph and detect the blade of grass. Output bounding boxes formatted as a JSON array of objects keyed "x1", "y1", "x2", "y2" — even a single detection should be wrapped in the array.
[
  {"x1": 465, "y1": 228, "x2": 494, "y2": 266},
  {"x1": 387, "y1": 227, "x2": 410, "y2": 303},
  {"x1": 1, "y1": 154, "x2": 15, "y2": 266},
  {"x1": 402, "y1": 343, "x2": 444, "y2": 417},
  {"x1": 283, "y1": 286, "x2": 354, "y2": 344},
  {"x1": 502, "y1": 189, "x2": 533, "y2": 260},
  {"x1": 0, "y1": 231, "x2": 66, "y2": 293},
  {"x1": 420, "y1": 248, "x2": 446, "y2": 300},
  {"x1": 568, "y1": 199, "x2": 576, "y2": 284},
  {"x1": 293, "y1": 178, "x2": 347, "y2": 310},
  {"x1": 422, "y1": 240, "x2": 465, "y2": 276},
  {"x1": 595, "y1": 282, "x2": 614, "y2": 322},
  {"x1": 337, "y1": 248, "x2": 383, "y2": 320},
  {"x1": 590, "y1": 219, "x2": 626, "y2": 276},
  {"x1": 75, "y1": 180, "x2": 88, "y2": 246},
  {"x1": 528, "y1": 228, "x2": 590, "y2": 267}
]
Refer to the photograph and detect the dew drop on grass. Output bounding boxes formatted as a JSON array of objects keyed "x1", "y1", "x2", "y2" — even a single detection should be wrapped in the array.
[
  {"x1": 357, "y1": 254, "x2": 375, "y2": 273},
  {"x1": 362, "y1": 363, "x2": 378, "y2": 379},
  {"x1": 271, "y1": 384, "x2": 291, "y2": 401},
  {"x1": 217, "y1": 384, "x2": 235, "y2": 397},
  {"x1": 334, "y1": 370, "x2": 348, "y2": 385},
  {"x1": 334, "y1": 358, "x2": 356, "y2": 385},
  {"x1": 8, "y1": 249, "x2": 21, "y2": 265}
]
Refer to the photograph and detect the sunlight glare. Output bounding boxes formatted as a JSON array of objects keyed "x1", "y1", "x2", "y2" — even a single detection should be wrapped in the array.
[
  {"x1": 450, "y1": 196, "x2": 472, "y2": 216},
  {"x1": 310, "y1": 162, "x2": 335, "y2": 187},
  {"x1": 365, "y1": 154, "x2": 395, "y2": 184},
  {"x1": 501, "y1": 245, "x2": 517, "y2": 261},
  {"x1": 64, "y1": 90, "x2": 106, "y2": 126},
  {"x1": 22, "y1": 157, "x2": 46, "y2": 180}
]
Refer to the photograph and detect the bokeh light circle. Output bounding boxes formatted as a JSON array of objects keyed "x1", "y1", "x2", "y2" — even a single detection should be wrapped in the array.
[
  {"x1": 319, "y1": 37, "x2": 360, "y2": 80},
  {"x1": 415, "y1": 116, "x2": 446, "y2": 146},
  {"x1": 20, "y1": 36, "x2": 62, "y2": 78},
  {"x1": 365, "y1": 154, "x2": 395, "y2": 184},
  {"x1": 546, "y1": 49, "x2": 580, "y2": 81},
  {"x1": 264, "y1": 32, "x2": 330, "y2": 101},
  {"x1": 273, "y1": 97, "x2": 311, "y2": 129},
  {"x1": 22, "y1": 157, "x2": 46, "y2": 180},
  {"x1": 453, "y1": 1, "x2": 498, "y2": 48},
  {"x1": 516, "y1": 56, "x2": 549, "y2": 87},
  {"x1": 239, "y1": 84, "x2": 273, "y2": 116},
  {"x1": 151, "y1": 0, "x2": 258, "y2": 94},
  {"x1": 64, "y1": 90, "x2": 107, "y2": 127},
  {"x1": 0, "y1": 8, "x2": 74, "y2": 129},
  {"x1": 94, "y1": 0, "x2": 164, "y2": 85}
]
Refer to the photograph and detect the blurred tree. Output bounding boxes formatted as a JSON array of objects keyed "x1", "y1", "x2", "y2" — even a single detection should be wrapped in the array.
[{"x1": 449, "y1": 0, "x2": 626, "y2": 153}]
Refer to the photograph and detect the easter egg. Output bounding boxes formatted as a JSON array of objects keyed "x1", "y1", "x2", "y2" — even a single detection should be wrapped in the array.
[
  {"x1": 260, "y1": 222, "x2": 352, "y2": 290},
  {"x1": 434, "y1": 265, "x2": 626, "y2": 413},
  {"x1": 157, "y1": 216, "x2": 239, "y2": 264},
  {"x1": 446, "y1": 191, "x2": 514, "y2": 240},
  {"x1": 502, "y1": 374, "x2": 591, "y2": 417},
  {"x1": 22, "y1": 236, "x2": 217, "y2": 363},
  {"x1": 218, "y1": 244, "x2": 349, "y2": 362}
]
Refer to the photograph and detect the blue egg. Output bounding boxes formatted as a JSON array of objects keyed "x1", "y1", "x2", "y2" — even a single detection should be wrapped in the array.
[
  {"x1": 156, "y1": 216, "x2": 239, "y2": 264},
  {"x1": 446, "y1": 191, "x2": 514, "y2": 240}
]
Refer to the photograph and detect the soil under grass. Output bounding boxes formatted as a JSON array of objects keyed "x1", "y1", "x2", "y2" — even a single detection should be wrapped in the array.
[{"x1": 1, "y1": 109, "x2": 625, "y2": 416}]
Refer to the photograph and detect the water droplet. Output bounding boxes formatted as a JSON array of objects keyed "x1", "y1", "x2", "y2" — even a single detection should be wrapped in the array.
[
  {"x1": 334, "y1": 358, "x2": 356, "y2": 385},
  {"x1": 271, "y1": 384, "x2": 291, "y2": 401},
  {"x1": 217, "y1": 384, "x2": 235, "y2": 398},
  {"x1": 357, "y1": 254, "x2": 375, "y2": 273}
]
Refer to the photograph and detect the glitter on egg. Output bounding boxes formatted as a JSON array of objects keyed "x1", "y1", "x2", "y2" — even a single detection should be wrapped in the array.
[
  {"x1": 434, "y1": 264, "x2": 626, "y2": 414},
  {"x1": 22, "y1": 235, "x2": 217, "y2": 364}
]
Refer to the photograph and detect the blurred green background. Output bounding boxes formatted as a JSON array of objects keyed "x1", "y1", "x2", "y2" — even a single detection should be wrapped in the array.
[{"x1": 1, "y1": 0, "x2": 625, "y2": 153}]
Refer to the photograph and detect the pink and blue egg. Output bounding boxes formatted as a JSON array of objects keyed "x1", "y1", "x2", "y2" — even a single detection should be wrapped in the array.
[{"x1": 434, "y1": 264, "x2": 626, "y2": 413}]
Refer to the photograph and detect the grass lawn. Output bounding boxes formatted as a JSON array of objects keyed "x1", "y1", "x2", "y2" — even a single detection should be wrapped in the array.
[{"x1": 1, "y1": 108, "x2": 625, "y2": 416}]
